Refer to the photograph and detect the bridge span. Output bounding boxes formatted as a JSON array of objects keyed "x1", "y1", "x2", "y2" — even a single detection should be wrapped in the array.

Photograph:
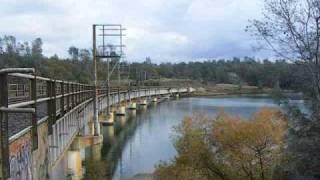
[{"x1": 0, "y1": 68, "x2": 192, "y2": 180}]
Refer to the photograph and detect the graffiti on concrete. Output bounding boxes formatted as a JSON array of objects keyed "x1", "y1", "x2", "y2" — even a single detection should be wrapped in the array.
[
  {"x1": 36, "y1": 124, "x2": 49, "y2": 180},
  {"x1": 9, "y1": 133, "x2": 32, "y2": 180}
]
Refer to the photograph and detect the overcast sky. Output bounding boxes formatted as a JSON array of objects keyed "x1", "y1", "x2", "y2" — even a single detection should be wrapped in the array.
[{"x1": 0, "y1": 0, "x2": 270, "y2": 62}]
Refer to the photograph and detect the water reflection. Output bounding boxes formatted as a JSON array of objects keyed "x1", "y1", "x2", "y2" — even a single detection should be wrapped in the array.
[{"x1": 84, "y1": 96, "x2": 279, "y2": 179}]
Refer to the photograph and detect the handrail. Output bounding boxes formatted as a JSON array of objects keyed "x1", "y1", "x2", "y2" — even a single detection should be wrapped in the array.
[{"x1": 0, "y1": 67, "x2": 189, "y2": 179}]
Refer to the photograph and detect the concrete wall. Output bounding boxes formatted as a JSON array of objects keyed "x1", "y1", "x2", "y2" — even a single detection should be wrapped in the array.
[
  {"x1": 32, "y1": 122, "x2": 49, "y2": 180},
  {"x1": 9, "y1": 132, "x2": 32, "y2": 180},
  {"x1": 8, "y1": 120, "x2": 50, "y2": 180}
]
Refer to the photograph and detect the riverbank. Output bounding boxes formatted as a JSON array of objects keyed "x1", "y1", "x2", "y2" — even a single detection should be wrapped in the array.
[
  {"x1": 188, "y1": 83, "x2": 272, "y2": 97},
  {"x1": 187, "y1": 84, "x2": 302, "y2": 101}
]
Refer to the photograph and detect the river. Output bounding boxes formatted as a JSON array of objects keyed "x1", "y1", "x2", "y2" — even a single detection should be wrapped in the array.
[{"x1": 84, "y1": 96, "x2": 279, "y2": 179}]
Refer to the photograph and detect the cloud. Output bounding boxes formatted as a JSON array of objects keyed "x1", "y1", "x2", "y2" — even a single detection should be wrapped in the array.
[{"x1": 0, "y1": 0, "x2": 267, "y2": 62}]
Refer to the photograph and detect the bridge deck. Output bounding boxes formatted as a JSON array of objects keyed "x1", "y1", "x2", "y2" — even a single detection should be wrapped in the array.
[{"x1": 0, "y1": 68, "x2": 189, "y2": 179}]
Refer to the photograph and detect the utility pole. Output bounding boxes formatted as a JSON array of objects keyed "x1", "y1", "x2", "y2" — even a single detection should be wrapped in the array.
[
  {"x1": 92, "y1": 24, "x2": 100, "y2": 136},
  {"x1": 107, "y1": 56, "x2": 110, "y2": 114},
  {"x1": 119, "y1": 25, "x2": 123, "y2": 87},
  {"x1": 117, "y1": 25, "x2": 123, "y2": 108}
]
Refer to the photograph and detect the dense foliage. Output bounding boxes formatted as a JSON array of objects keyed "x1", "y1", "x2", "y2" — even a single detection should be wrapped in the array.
[{"x1": 154, "y1": 109, "x2": 288, "y2": 180}]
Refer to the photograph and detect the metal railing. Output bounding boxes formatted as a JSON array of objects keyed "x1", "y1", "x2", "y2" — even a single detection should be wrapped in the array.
[{"x1": 0, "y1": 68, "x2": 188, "y2": 179}]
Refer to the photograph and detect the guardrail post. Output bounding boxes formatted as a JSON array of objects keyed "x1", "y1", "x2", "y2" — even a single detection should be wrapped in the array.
[
  {"x1": 71, "y1": 84, "x2": 75, "y2": 108},
  {"x1": 31, "y1": 73, "x2": 38, "y2": 150},
  {"x1": 80, "y1": 85, "x2": 83, "y2": 102},
  {"x1": 52, "y1": 80, "x2": 57, "y2": 123},
  {"x1": 77, "y1": 84, "x2": 80, "y2": 105},
  {"x1": 47, "y1": 80, "x2": 53, "y2": 135},
  {"x1": 66, "y1": 83, "x2": 70, "y2": 111},
  {"x1": 75, "y1": 83, "x2": 77, "y2": 105},
  {"x1": 80, "y1": 84, "x2": 82, "y2": 103},
  {"x1": 0, "y1": 73, "x2": 9, "y2": 179},
  {"x1": 60, "y1": 81, "x2": 65, "y2": 116},
  {"x1": 76, "y1": 84, "x2": 78, "y2": 105},
  {"x1": 85, "y1": 85, "x2": 87, "y2": 101},
  {"x1": 74, "y1": 83, "x2": 77, "y2": 106}
]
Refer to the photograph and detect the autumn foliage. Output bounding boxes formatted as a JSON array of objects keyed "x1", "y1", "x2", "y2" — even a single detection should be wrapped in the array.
[{"x1": 154, "y1": 108, "x2": 287, "y2": 180}]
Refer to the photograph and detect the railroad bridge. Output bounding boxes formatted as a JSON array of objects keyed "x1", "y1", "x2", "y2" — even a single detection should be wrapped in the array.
[{"x1": 0, "y1": 68, "x2": 192, "y2": 180}]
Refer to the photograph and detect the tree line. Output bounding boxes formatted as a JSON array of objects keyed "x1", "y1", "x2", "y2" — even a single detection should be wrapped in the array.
[{"x1": 0, "y1": 35, "x2": 303, "y2": 91}]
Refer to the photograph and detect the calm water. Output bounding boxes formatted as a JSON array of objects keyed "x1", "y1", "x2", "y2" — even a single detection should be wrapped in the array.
[{"x1": 85, "y1": 96, "x2": 279, "y2": 179}]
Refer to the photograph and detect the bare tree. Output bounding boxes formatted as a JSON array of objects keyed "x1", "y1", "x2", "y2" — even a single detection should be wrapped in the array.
[
  {"x1": 248, "y1": 1, "x2": 320, "y2": 178},
  {"x1": 247, "y1": 0, "x2": 320, "y2": 100}
]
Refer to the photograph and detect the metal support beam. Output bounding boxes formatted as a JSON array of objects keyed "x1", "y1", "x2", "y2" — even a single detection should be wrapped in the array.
[
  {"x1": 52, "y1": 80, "x2": 56, "y2": 123},
  {"x1": 71, "y1": 84, "x2": 75, "y2": 108},
  {"x1": 77, "y1": 84, "x2": 80, "y2": 105},
  {"x1": 66, "y1": 83, "x2": 70, "y2": 111},
  {"x1": 47, "y1": 81, "x2": 53, "y2": 135},
  {"x1": 31, "y1": 73, "x2": 38, "y2": 150},
  {"x1": 60, "y1": 82, "x2": 65, "y2": 116},
  {"x1": 93, "y1": 24, "x2": 100, "y2": 136},
  {"x1": 0, "y1": 73, "x2": 9, "y2": 179}
]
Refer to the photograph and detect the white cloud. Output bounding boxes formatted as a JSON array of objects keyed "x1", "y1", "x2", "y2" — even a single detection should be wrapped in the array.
[{"x1": 0, "y1": 0, "x2": 266, "y2": 62}]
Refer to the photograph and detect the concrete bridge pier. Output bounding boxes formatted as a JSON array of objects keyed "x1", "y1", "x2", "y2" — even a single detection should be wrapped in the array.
[
  {"x1": 100, "y1": 93, "x2": 117, "y2": 125},
  {"x1": 116, "y1": 105, "x2": 126, "y2": 116},
  {"x1": 88, "y1": 120, "x2": 95, "y2": 136},
  {"x1": 67, "y1": 149, "x2": 83, "y2": 180},
  {"x1": 128, "y1": 101, "x2": 137, "y2": 109},
  {"x1": 66, "y1": 132, "x2": 103, "y2": 179},
  {"x1": 127, "y1": 89, "x2": 136, "y2": 110},
  {"x1": 89, "y1": 143, "x2": 102, "y2": 161},
  {"x1": 115, "y1": 89, "x2": 126, "y2": 116},
  {"x1": 139, "y1": 99, "x2": 148, "y2": 106},
  {"x1": 152, "y1": 96, "x2": 158, "y2": 102},
  {"x1": 99, "y1": 111, "x2": 114, "y2": 125}
]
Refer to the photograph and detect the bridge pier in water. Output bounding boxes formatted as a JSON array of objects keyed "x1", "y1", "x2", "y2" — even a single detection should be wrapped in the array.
[
  {"x1": 116, "y1": 106, "x2": 126, "y2": 116},
  {"x1": 152, "y1": 97, "x2": 158, "y2": 102},
  {"x1": 128, "y1": 102, "x2": 137, "y2": 110},
  {"x1": 67, "y1": 149, "x2": 82, "y2": 179},
  {"x1": 139, "y1": 99, "x2": 148, "y2": 106}
]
